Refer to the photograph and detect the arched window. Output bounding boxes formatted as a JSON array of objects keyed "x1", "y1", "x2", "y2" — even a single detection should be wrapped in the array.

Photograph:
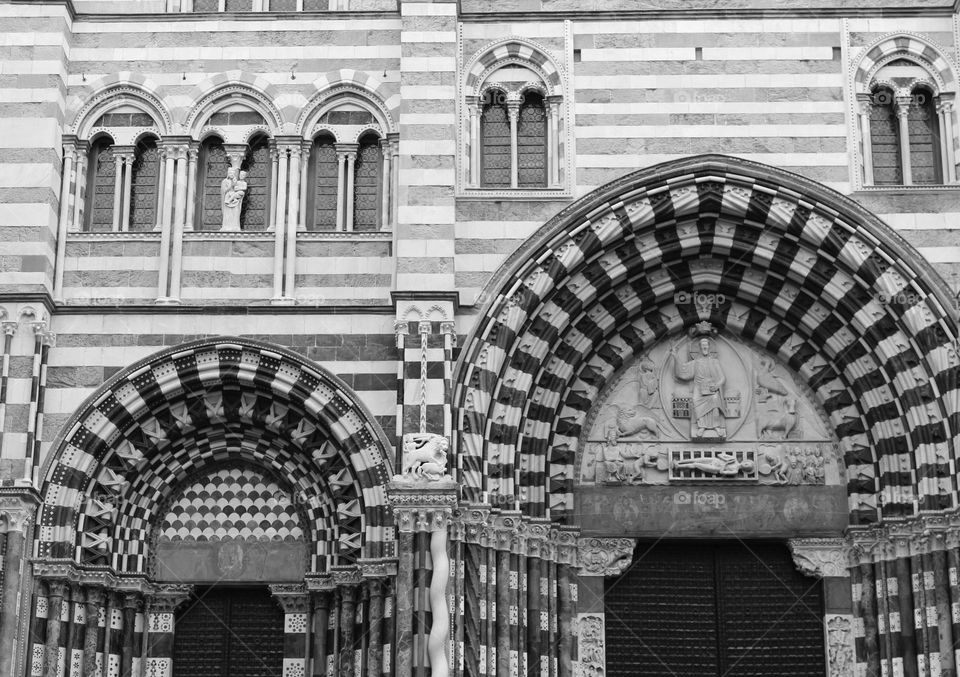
[
  {"x1": 307, "y1": 134, "x2": 338, "y2": 231},
  {"x1": 85, "y1": 138, "x2": 117, "y2": 231},
  {"x1": 129, "y1": 137, "x2": 160, "y2": 231},
  {"x1": 908, "y1": 87, "x2": 943, "y2": 184},
  {"x1": 196, "y1": 136, "x2": 229, "y2": 231},
  {"x1": 480, "y1": 91, "x2": 511, "y2": 188},
  {"x1": 239, "y1": 134, "x2": 271, "y2": 231},
  {"x1": 353, "y1": 133, "x2": 382, "y2": 232},
  {"x1": 518, "y1": 91, "x2": 548, "y2": 188},
  {"x1": 854, "y1": 38, "x2": 958, "y2": 186},
  {"x1": 869, "y1": 87, "x2": 902, "y2": 185},
  {"x1": 464, "y1": 40, "x2": 566, "y2": 192}
]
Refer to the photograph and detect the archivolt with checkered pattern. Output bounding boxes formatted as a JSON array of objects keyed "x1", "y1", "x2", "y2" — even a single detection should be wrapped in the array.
[
  {"x1": 35, "y1": 338, "x2": 393, "y2": 575},
  {"x1": 453, "y1": 155, "x2": 959, "y2": 526}
]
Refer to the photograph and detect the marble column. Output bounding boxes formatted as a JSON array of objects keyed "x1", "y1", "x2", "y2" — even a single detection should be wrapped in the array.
[
  {"x1": 895, "y1": 98, "x2": 913, "y2": 185},
  {"x1": 120, "y1": 595, "x2": 140, "y2": 677},
  {"x1": 105, "y1": 595, "x2": 123, "y2": 677},
  {"x1": 71, "y1": 144, "x2": 88, "y2": 232},
  {"x1": 387, "y1": 448, "x2": 457, "y2": 677},
  {"x1": 857, "y1": 96, "x2": 874, "y2": 186},
  {"x1": 54, "y1": 142, "x2": 78, "y2": 301},
  {"x1": 153, "y1": 147, "x2": 166, "y2": 232},
  {"x1": 82, "y1": 587, "x2": 106, "y2": 677},
  {"x1": 284, "y1": 144, "x2": 301, "y2": 299},
  {"x1": 156, "y1": 147, "x2": 177, "y2": 301},
  {"x1": 43, "y1": 581, "x2": 70, "y2": 677},
  {"x1": 111, "y1": 154, "x2": 124, "y2": 232},
  {"x1": 365, "y1": 580, "x2": 384, "y2": 677},
  {"x1": 338, "y1": 585, "x2": 356, "y2": 677},
  {"x1": 269, "y1": 143, "x2": 279, "y2": 230},
  {"x1": 66, "y1": 586, "x2": 85, "y2": 677},
  {"x1": 0, "y1": 498, "x2": 37, "y2": 677},
  {"x1": 344, "y1": 148, "x2": 357, "y2": 232},
  {"x1": 299, "y1": 140, "x2": 310, "y2": 231},
  {"x1": 507, "y1": 101, "x2": 520, "y2": 189},
  {"x1": 466, "y1": 96, "x2": 480, "y2": 187},
  {"x1": 119, "y1": 152, "x2": 134, "y2": 232},
  {"x1": 311, "y1": 592, "x2": 330, "y2": 677},
  {"x1": 168, "y1": 146, "x2": 188, "y2": 303},
  {"x1": 183, "y1": 146, "x2": 199, "y2": 231},
  {"x1": 272, "y1": 147, "x2": 289, "y2": 301},
  {"x1": 380, "y1": 138, "x2": 391, "y2": 230},
  {"x1": 938, "y1": 100, "x2": 956, "y2": 183},
  {"x1": 389, "y1": 135, "x2": 399, "y2": 228},
  {"x1": 547, "y1": 95, "x2": 562, "y2": 188}
]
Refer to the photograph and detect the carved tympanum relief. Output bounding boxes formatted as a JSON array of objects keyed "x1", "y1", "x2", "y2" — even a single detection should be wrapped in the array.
[{"x1": 579, "y1": 323, "x2": 840, "y2": 486}]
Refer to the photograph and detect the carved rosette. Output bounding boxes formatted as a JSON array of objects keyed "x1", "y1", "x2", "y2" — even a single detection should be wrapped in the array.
[
  {"x1": 576, "y1": 538, "x2": 637, "y2": 577},
  {"x1": 788, "y1": 538, "x2": 850, "y2": 578}
]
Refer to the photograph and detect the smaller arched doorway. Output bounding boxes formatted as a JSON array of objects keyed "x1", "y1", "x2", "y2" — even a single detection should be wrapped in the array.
[{"x1": 27, "y1": 339, "x2": 396, "y2": 677}]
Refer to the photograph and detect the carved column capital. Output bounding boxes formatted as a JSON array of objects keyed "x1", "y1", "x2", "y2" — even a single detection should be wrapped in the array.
[
  {"x1": 147, "y1": 584, "x2": 193, "y2": 613},
  {"x1": 1, "y1": 321, "x2": 17, "y2": 337},
  {"x1": 788, "y1": 538, "x2": 850, "y2": 578},
  {"x1": 576, "y1": 537, "x2": 636, "y2": 577},
  {"x1": 0, "y1": 489, "x2": 40, "y2": 532},
  {"x1": 269, "y1": 583, "x2": 310, "y2": 613}
]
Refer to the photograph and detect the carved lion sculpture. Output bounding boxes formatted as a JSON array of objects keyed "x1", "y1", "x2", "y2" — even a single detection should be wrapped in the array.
[{"x1": 401, "y1": 433, "x2": 450, "y2": 481}]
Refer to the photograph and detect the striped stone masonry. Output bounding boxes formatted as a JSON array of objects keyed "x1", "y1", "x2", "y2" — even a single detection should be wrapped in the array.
[{"x1": 395, "y1": 0, "x2": 458, "y2": 291}]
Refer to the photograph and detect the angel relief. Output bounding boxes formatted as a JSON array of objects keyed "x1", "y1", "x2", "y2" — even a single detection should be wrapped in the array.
[{"x1": 579, "y1": 324, "x2": 840, "y2": 487}]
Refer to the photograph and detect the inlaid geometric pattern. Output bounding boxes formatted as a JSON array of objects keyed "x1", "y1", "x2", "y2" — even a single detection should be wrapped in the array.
[
  {"x1": 853, "y1": 33, "x2": 956, "y2": 95},
  {"x1": 35, "y1": 338, "x2": 392, "y2": 574},
  {"x1": 453, "y1": 155, "x2": 959, "y2": 525},
  {"x1": 158, "y1": 466, "x2": 303, "y2": 543}
]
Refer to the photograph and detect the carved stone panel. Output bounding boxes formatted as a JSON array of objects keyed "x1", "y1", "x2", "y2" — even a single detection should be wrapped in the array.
[{"x1": 579, "y1": 325, "x2": 840, "y2": 488}]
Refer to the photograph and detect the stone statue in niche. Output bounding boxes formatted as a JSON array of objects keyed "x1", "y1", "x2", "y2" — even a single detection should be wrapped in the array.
[
  {"x1": 670, "y1": 323, "x2": 738, "y2": 441},
  {"x1": 577, "y1": 327, "x2": 839, "y2": 487},
  {"x1": 221, "y1": 167, "x2": 248, "y2": 231}
]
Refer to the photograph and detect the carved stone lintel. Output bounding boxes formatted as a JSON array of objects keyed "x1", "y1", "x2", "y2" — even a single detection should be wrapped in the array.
[
  {"x1": 576, "y1": 537, "x2": 636, "y2": 577},
  {"x1": 788, "y1": 538, "x2": 850, "y2": 578}
]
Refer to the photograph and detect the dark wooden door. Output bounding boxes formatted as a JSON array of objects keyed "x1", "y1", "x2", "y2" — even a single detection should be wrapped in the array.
[
  {"x1": 605, "y1": 541, "x2": 825, "y2": 676},
  {"x1": 172, "y1": 587, "x2": 284, "y2": 677}
]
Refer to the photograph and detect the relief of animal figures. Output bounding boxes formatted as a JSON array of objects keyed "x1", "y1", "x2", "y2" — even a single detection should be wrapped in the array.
[
  {"x1": 603, "y1": 403, "x2": 660, "y2": 444},
  {"x1": 401, "y1": 433, "x2": 449, "y2": 480},
  {"x1": 756, "y1": 396, "x2": 798, "y2": 440}
]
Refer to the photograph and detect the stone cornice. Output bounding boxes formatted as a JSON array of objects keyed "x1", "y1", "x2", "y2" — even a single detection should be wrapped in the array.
[
  {"x1": 31, "y1": 560, "x2": 156, "y2": 593},
  {"x1": 451, "y1": 505, "x2": 579, "y2": 563}
]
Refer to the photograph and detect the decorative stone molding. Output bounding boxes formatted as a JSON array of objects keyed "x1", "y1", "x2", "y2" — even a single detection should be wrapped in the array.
[
  {"x1": 575, "y1": 538, "x2": 636, "y2": 577},
  {"x1": 394, "y1": 433, "x2": 451, "y2": 483},
  {"x1": 576, "y1": 613, "x2": 606, "y2": 676},
  {"x1": 147, "y1": 584, "x2": 193, "y2": 613},
  {"x1": 0, "y1": 488, "x2": 40, "y2": 532},
  {"x1": 788, "y1": 538, "x2": 850, "y2": 578},
  {"x1": 269, "y1": 584, "x2": 310, "y2": 614},
  {"x1": 357, "y1": 559, "x2": 398, "y2": 579},
  {"x1": 825, "y1": 614, "x2": 854, "y2": 677}
]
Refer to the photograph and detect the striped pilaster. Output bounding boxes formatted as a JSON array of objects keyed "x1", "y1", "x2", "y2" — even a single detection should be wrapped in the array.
[
  {"x1": 395, "y1": 0, "x2": 457, "y2": 291},
  {"x1": 270, "y1": 585, "x2": 310, "y2": 677},
  {"x1": 0, "y1": 322, "x2": 16, "y2": 460},
  {"x1": 394, "y1": 312, "x2": 457, "y2": 440}
]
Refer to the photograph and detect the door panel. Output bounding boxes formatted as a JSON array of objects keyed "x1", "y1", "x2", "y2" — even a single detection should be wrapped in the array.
[
  {"x1": 605, "y1": 541, "x2": 824, "y2": 677},
  {"x1": 173, "y1": 587, "x2": 284, "y2": 677}
]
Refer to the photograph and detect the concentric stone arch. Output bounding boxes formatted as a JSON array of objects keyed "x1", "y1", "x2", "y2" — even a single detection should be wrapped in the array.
[
  {"x1": 35, "y1": 337, "x2": 394, "y2": 575},
  {"x1": 452, "y1": 154, "x2": 960, "y2": 526}
]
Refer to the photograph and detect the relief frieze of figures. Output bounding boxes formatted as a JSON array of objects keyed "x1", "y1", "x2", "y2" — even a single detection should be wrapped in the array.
[{"x1": 578, "y1": 322, "x2": 841, "y2": 487}]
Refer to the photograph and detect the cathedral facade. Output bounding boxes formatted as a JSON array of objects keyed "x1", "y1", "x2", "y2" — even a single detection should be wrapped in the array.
[{"x1": 0, "y1": 0, "x2": 959, "y2": 675}]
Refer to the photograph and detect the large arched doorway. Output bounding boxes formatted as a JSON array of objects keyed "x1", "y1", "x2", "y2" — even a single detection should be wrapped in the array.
[
  {"x1": 449, "y1": 155, "x2": 959, "y2": 676},
  {"x1": 28, "y1": 338, "x2": 396, "y2": 677}
]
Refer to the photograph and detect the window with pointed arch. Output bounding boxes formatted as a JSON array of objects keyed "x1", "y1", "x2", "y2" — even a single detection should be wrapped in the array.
[
  {"x1": 855, "y1": 42, "x2": 958, "y2": 187},
  {"x1": 464, "y1": 42, "x2": 566, "y2": 194}
]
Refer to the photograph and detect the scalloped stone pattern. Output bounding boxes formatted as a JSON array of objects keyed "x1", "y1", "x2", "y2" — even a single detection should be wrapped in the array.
[{"x1": 158, "y1": 466, "x2": 303, "y2": 543}]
